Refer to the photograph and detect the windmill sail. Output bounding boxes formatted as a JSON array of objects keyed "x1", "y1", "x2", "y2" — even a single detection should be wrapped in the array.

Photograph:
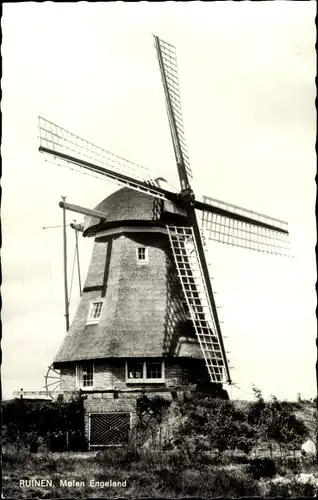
[
  {"x1": 38, "y1": 117, "x2": 172, "y2": 201},
  {"x1": 201, "y1": 196, "x2": 291, "y2": 257},
  {"x1": 154, "y1": 36, "x2": 192, "y2": 189},
  {"x1": 167, "y1": 225, "x2": 229, "y2": 384}
]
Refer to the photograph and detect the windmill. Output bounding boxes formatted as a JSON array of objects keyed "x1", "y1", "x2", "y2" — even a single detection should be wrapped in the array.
[{"x1": 37, "y1": 35, "x2": 290, "y2": 446}]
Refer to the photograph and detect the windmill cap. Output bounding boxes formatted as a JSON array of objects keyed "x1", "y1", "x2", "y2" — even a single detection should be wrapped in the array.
[
  {"x1": 82, "y1": 185, "x2": 185, "y2": 237},
  {"x1": 155, "y1": 177, "x2": 179, "y2": 193}
]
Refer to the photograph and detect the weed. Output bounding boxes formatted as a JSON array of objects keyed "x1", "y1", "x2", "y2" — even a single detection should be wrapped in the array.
[
  {"x1": 265, "y1": 478, "x2": 317, "y2": 498},
  {"x1": 2, "y1": 445, "x2": 30, "y2": 464}
]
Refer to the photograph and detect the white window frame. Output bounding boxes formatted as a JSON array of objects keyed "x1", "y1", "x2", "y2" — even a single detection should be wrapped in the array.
[
  {"x1": 125, "y1": 360, "x2": 165, "y2": 384},
  {"x1": 136, "y1": 246, "x2": 148, "y2": 265},
  {"x1": 76, "y1": 364, "x2": 94, "y2": 390},
  {"x1": 86, "y1": 298, "x2": 105, "y2": 325}
]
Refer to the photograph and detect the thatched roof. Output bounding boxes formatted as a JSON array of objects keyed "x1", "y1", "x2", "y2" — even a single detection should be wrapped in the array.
[
  {"x1": 83, "y1": 182, "x2": 186, "y2": 236},
  {"x1": 54, "y1": 186, "x2": 202, "y2": 366}
]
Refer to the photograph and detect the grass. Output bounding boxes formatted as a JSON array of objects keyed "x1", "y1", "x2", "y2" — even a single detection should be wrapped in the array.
[{"x1": 2, "y1": 447, "x2": 318, "y2": 498}]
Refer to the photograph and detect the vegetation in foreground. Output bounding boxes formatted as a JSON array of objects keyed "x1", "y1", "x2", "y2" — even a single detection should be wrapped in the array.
[
  {"x1": 3, "y1": 446, "x2": 317, "y2": 498},
  {"x1": 2, "y1": 390, "x2": 317, "y2": 498}
]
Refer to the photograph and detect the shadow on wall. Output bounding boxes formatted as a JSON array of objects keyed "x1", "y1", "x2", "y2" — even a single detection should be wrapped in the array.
[{"x1": 163, "y1": 254, "x2": 196, "y2": 356}]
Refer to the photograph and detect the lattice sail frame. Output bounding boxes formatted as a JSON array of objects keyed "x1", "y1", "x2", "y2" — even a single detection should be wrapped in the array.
[
  {"x1": 201, "y1": 196, "x2": 291, "y2": 256},
  {"x1": 38, "y1": 117, "x2": 167, "y2": 200},
  {"x1": 167, "y1": 225, "x2": 229, "y2": 384},
  {"x1": 154, "y1": 37, "x2": 192, "y2": 181}
]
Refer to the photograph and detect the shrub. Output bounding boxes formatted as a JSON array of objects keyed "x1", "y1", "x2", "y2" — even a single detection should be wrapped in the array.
[
  {"x1": 175, "y1": 396, "x2": 257, "y2": 454},
  {"x1": 248, "y1": 390, "x2": 308, "y2": 448},
  {"x1": 135, "y1": 395, "x2": 171, "y2": 448},
  {"x1": 2, "y1": 397, "x2": 85, "y2": 451},
  {"x1": 136, "y1": 395, "x2": 171, "y2": 429},
  {"x1": 265, "y1": 478, "x2": 317, "y2": 498},
  {"x1": 166, "y1": 449, "x2": 191, "y2": 468},
  {"x1": 2, "y1": 444, "x2": 29, "y2": 465},
  {"x1": 249, "y1": 458, "x2": 277, "y2": 479}
]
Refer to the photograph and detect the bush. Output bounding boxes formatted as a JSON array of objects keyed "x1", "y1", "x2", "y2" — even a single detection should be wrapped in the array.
[
  {"x1": 175, "y1": 396, "x2": 257, "y2": 454},
  {"x1": 170, "y1": 388, "x2": 311, "y2": 460},
  {"x1": 166, "y1": 449, "x2": 191, "y2": 468},
  {"x1": 136, "y1": 395, "x2": 171, "y2": 428},
  {"x1": 265, "y1": 478, "x2": 317, "y2": 498},
  {"x1": 135, "y1": 395, "x2": 171, "y2": 448},
  {"x1": 2, "y1": 397, "x2": 85, "y2": 451},
  {"x1": 2, "y1": 444, "x2": 30, "y2": 464},
  {"x1": 249, "y1": 458, "x2": 277, "y2": 479},
  {"x1": 248, "y1": 390, "x2": 308, "y2": 448}
]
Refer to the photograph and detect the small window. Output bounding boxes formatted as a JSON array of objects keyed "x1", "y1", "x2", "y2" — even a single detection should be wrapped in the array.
[
  {"x1": 87, "y1": 299, "x2": 104, "y2": 324},
  {"x1": 126, "y1": 360, "x2": 164, "y2": 383},
  {"x1": 146, "y1": 361, "x2": 162, "y2": 379},
  {"x1": 136, "y1": 246, "x2": 148, "y2": 265},
  {"x1": 76, "y1": 364, "x2": 94, "y2": 389},
  {"x1": 91, "y1": 301, "x2": 103, "y2": 319},
  {"x1": 127, "y1": 362, "x2": 143, "y2": 380}
]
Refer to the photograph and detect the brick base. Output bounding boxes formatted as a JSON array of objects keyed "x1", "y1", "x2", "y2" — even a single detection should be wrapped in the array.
[{"x1": 83, "y1": 391, "x2": 174, "y2": 443}]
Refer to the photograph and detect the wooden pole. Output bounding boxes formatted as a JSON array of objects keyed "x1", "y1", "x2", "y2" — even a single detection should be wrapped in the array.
[
  {"x1": 74, "y1": 222, "x2": 82, "y2": 296},
  {"x1": 62, "y1": 196, "x2": 70, "y2": 331}
]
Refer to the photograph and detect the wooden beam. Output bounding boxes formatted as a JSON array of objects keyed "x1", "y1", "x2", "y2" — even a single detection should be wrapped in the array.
[
  {"x1": 70, "y1": 222, "x2": 84, "y2": 232},
  {"x1": 79, "y1": 385, "x2": 197, "y2": 394},
  {"x1": 13, "y1": 390, "x2": 54, "y2": 399},
  {"x1": 13, "y1": 385, "x2": 197, "y2": 398},
  {"x1": 59, "y1": 201, "x2": 107, "y2": 220}
]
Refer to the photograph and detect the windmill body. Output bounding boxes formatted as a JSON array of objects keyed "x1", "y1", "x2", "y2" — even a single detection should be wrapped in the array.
[
  {"x1": 38, "y1": 35, "x2": 290, "y2": 448},
  {"x1": 54, "y1": 187, "x2": 226, "y2": 446},
  {"x1": 55, "y1": 187, "x2": 210, "y2": 371}
]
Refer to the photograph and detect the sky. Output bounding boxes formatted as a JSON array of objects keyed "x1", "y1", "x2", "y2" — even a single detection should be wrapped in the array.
[{"x1": 2, "y1": 1, "x2": 316, "y2": 401}]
